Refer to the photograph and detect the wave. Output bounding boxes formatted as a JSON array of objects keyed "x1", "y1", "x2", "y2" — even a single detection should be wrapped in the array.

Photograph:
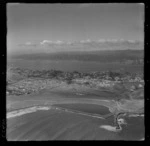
[
  {"x1": 128, "y1": 114, "x2": 144, "y2": 117},
  {"x1": 7, "y1": 106, "x2": 51, "y2": 119},
  {"x1": 99, "y1": 125, "x2": 121, "y2": 132}
]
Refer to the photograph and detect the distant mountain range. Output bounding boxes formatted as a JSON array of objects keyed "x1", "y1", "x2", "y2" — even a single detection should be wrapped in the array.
[
  {"x1": 10, "y1": 50, "x2": 144, "y2": 63},
  {"x1": 9, "y1": 40, "x2": 144, "y2": 55}
]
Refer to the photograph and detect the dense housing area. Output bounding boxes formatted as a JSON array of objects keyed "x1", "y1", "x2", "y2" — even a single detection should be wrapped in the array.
[{"x1": 7, "y1": 67, "x2": 144, "y2": 96}]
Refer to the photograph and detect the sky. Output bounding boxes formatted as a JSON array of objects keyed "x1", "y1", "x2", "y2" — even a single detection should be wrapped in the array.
[{"x1": 7, "y1": 3, "x2": 144, "y2": 53}]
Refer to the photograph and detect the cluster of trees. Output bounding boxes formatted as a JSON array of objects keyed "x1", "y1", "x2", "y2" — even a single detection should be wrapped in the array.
[{"x1": 9, "y1": 68, "x2": 143, "y2": 84}]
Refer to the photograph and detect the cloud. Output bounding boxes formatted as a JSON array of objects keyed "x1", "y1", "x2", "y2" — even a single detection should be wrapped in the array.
[
  {"x1": 26, "y1": 42, "x2": 32, "y2": 45},
  {"x1": 127, "y1": 40, "x2": 136, "y2": 43},
  {"x1": 86, "y1": 39, "x2": 91, "y2": 42},
  {"x1": 40, "y1": 40, "x2": 53, "y2": 45},
  {"x1": 7, "y1": 3, "x2": 20, "y2": 7},
  {"x1": 40, "y1": 40, "x2": 65, "y2": 45},
  {"x1": 98, "y1": 39, "x2": 107, "y2": 43},
  {"x1": 55, "y1": 40, "x2": 63, "y2": 44},
  {"x1": 98, "y1": 39, "x2": 119, "y2": 43},
  {"x1": 19, "y1": 42, "x2": 37, "y2": 47},
  {"x1": 78, "y1": 3, "x2": 97, "y2": 8},
  {"x1": 80, "y1": 39, "x2": 91, "y2": 43},
  {"x1": 97, "y1": 39, "x2": 140, "y2": 43},
  {"x1": 66, "y1": 41, "x2": 72, "y2": 45}
]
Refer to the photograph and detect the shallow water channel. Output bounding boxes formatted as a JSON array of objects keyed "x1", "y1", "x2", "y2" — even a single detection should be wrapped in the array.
[{"x1": 53, "y1": 103, "x2": 111, "y2": 116}]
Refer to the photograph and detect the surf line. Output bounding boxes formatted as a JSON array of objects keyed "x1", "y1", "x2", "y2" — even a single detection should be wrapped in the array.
[
  {"x1": 7, "y1": 106, "x2": 51, "y2": 119},
  {"x1": 52, "y1": 106, "x2": 106, "y2": 119},
  {"x1": 99, "y1": 117, "x2": 127, "y2": 132}
]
